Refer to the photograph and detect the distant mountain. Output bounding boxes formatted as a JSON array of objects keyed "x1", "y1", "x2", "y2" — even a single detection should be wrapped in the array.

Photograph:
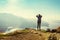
[
  {"x1": 0, "y1": 13, "x2": 50, "y2": 32},
  {"x1": 0, "y1": 13, "x2": 22, "y2": 28},
  {"x1": 0, "y1": 13, "x2": 36, "y2": 32}
]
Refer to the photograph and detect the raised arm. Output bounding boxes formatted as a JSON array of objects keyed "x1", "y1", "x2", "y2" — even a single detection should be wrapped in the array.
[{"x1": 36, "y1": 15, "x2": 39, "y2": 17}]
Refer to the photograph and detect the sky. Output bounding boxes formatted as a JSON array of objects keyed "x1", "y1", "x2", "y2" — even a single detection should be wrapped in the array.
[
  {"x1": 0, "y1": 0, "x2": 60, "y2": 22},
  {"x1": 0, "y1": 0, "x2": 60, "y2": 30}
]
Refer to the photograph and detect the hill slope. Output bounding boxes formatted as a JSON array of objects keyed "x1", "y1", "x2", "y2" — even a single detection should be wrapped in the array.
[{"x1": 0, "y1": 28, "x2": 60, "y2": 40}]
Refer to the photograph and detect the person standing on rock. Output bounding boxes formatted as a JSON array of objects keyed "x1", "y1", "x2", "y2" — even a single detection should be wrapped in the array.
[{"x1": 36, "y1": 14, "x2": 42, "y2": 30}]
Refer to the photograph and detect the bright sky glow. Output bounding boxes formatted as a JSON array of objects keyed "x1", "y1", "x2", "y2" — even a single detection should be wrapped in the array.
[{"x1": 0, "y1": 0, "x2": 60, "y2": 23}]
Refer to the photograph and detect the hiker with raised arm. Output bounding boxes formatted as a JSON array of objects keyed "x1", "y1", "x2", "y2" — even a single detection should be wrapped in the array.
[{"x1": 36, "y1": 14, "x2": 42, "y2": 30}]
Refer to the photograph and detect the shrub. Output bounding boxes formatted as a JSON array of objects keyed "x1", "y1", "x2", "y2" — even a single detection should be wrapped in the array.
[
  {"x1": 51, "y1": 29, "x2": 57, "y2": 33},
  {"x1": 46, "y1": 28, "x2": 51, "y2": 32}
]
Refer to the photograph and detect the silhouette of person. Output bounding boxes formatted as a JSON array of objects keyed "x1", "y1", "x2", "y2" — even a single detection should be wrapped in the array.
[{"x1": 36, "y1": 14, "x2": 42, "y2": 30}]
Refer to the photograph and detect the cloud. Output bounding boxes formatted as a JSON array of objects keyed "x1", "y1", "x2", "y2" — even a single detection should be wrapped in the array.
[
  {"x1": 49, "y1": 20, "x2": 60, "y2": 29},
  {"x1": 0, "y1": 13, "x2": 36, "y2": 32},
  {"x1": 1, "y1": 13, "x2": 60, "y2": 32},
  {"x1": 41, "y1": 21, "x2": 49, "y2": 27},
  {"x1": 53, "y1": 20, "x2": 60, "y2": 27},
  {"x1": 0, "y1": 13, "x2": 50, "y2": 32}
]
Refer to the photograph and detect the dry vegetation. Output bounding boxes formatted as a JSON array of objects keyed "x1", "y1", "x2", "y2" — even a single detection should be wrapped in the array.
[{"x1": 0, "y1": 27, "x2": 60, "y2": 40}]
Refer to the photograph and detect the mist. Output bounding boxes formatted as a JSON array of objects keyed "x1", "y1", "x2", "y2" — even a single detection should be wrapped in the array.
[{"x1": 0, "y1": 13, "x2": 60, "y2": 33}]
